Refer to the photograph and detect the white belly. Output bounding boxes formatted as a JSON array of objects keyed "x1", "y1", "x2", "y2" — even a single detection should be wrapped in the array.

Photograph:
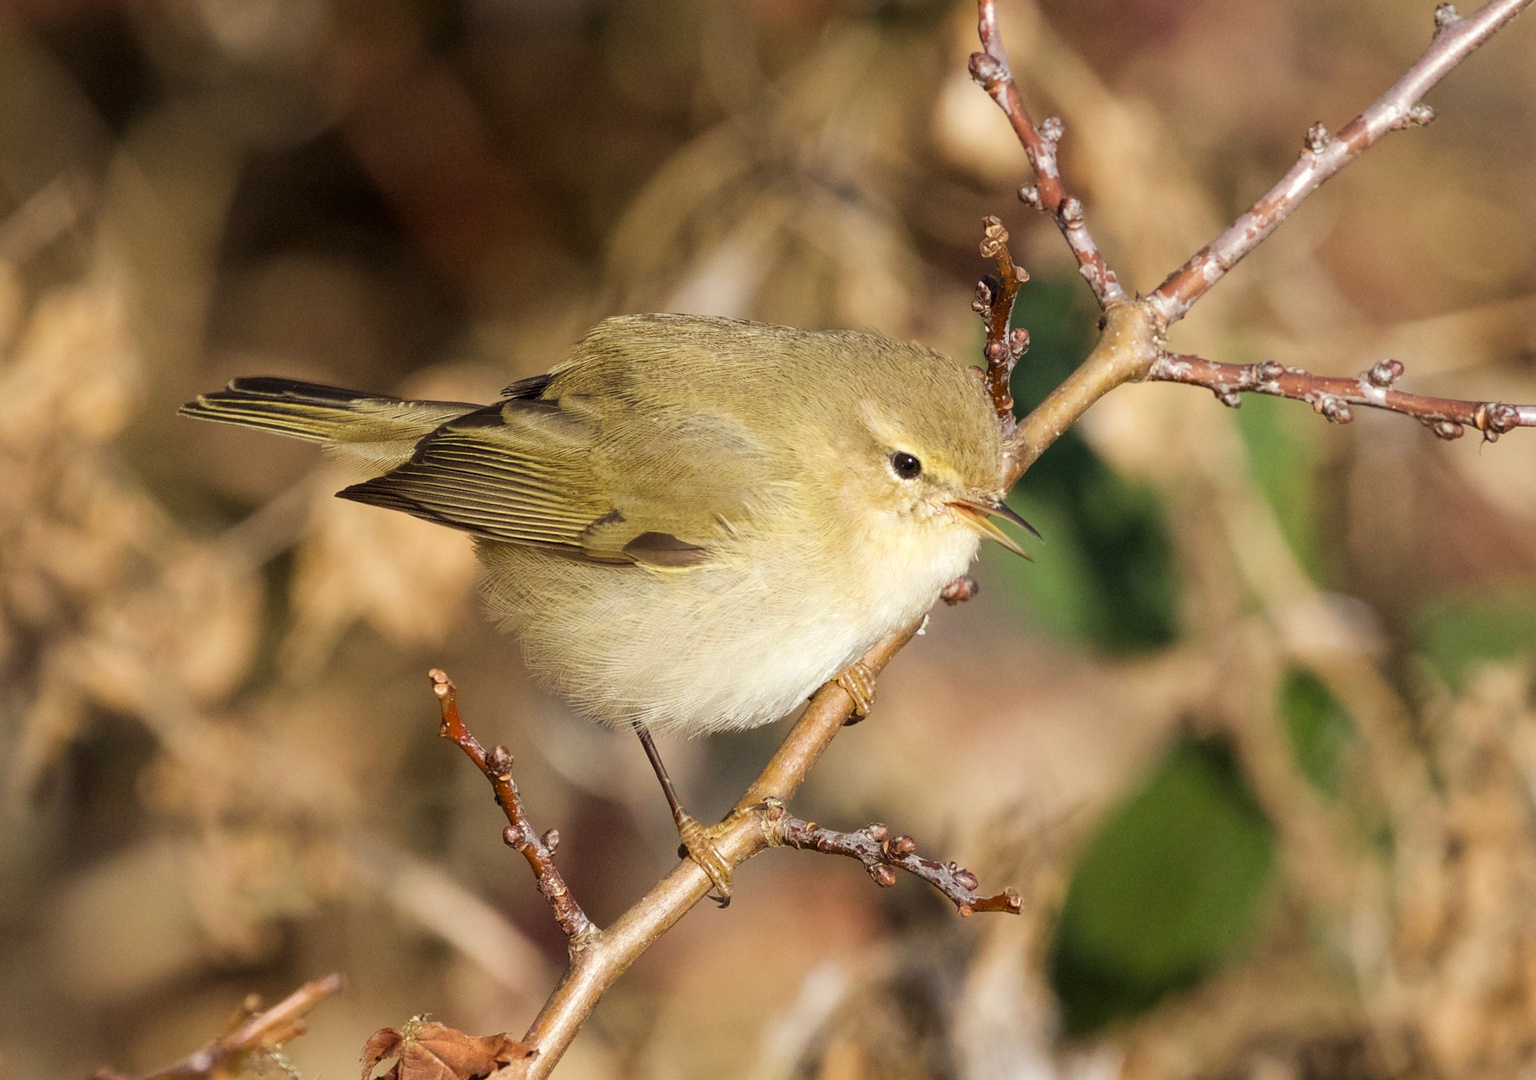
[{"x1": 478, "y1": 522, "x2": 979, "y2": 736}]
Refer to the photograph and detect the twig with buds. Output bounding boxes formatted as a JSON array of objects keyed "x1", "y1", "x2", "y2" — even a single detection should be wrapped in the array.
[
  {"x1": 969, "y1": 2, "x2": 1127, "y2": 307},
  {"x1": 765, "y1": 801, "x2": 1023, "y2": 916},
  {"x1": 431, "y1": 669, "x2": 597, "y2": 947},
  {"x1": 1148, "y1": 353, "x2": 1536, "y2": 440},
  {"x1": 1147, "y1": 0, "x2": 1535, "y2": 326},
  {"x1": 974, "y1": 216, "x2": 1031, "y2": 425}
]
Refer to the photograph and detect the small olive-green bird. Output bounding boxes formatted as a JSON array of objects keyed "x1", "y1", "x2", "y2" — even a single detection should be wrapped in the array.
[{"x1": 183, "y1": 313, "x2": 1032, "y2": 899}]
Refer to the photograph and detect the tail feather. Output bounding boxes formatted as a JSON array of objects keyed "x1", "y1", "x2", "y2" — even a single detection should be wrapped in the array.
[{"x1": 180, "y1": 377, "x2": 480, "y2": 473}]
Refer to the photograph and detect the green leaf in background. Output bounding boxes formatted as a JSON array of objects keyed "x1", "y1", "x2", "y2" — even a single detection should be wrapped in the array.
[
  {"x1": 993, "y1": 278, "x2": 1180, "y2": 652},
  {"x1": 1280, "y1": 668, "x2": 1356, "y2": 797},
  {"x1": 977, "y1": 493, "x2": 1096, "y2": 644},
  {"x1": 1413, "y1": 590, "x2": 1536, "y2": 692},
  {"x1": 1234, "y1": 390, "x2": 1326, "y2": 582},
  {"x1": 1050, "y1": 738, "x2": 1276, "y2": 1034}
]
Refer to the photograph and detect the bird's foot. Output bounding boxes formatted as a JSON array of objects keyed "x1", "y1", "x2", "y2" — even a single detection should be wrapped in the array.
[
  {"x1": 675, "y1": 810, "x2": 733, "y2": 906},
  {"x1": 835, "y1": 660, "x2": 876, "y2": 724}
]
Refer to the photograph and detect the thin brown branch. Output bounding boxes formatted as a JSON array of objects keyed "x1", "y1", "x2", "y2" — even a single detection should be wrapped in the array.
[
  {"x1": 430, "y1": 670, "x2": 597, "y2": 947},
  {"x1": 765, "y1": 802, "x2": 1023, "y2": 916},
  {"x1": 1148, "y1": 0, "x2": 1535, "y2": 327},
  {"x1": 1149, "y1": 353, "x2": 1536, "y2": 440},
  {"x1": 99, "y1": 974, "x2": 343, "y2": 1080},
  {"x1": 974, "y1": 216, "x2": 1030, "y2": 426},
  {"x1": 969, "y1": 1, "x2": 1128, "y2": 308}
]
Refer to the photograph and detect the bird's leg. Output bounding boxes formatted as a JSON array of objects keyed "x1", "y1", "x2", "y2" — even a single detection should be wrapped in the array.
[
  {"x1": 835, "y1": 660, "x2": 876, "y2": 725},
  {"x1": 635, "y1": 724, "x2": 733, "y2": 906}
]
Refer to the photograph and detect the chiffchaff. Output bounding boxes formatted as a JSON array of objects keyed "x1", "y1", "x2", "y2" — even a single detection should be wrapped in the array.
[{"x1": 183, "y1": 313, "x2": 1033, "y2": 898}]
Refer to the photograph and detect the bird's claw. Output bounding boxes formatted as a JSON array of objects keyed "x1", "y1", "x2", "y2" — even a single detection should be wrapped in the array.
[
  {"x1": 835, "y1": 660, "x2": 876, "y2": 724},
  {"x1": 676, "y1": 810, "x2": 733, "y2": 906}
]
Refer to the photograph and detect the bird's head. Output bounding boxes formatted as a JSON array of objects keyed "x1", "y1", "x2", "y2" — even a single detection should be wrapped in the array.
[{"x1": 838, "y1": 347, "x2": 1035, "y2": 560}]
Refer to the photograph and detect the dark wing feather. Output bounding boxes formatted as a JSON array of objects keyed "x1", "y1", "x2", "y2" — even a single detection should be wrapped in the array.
[
  {"x1": 338, "y1": 399, "x2": 614, "y2": 556},
  {"x1": 502, "y1": 373, "x2": 555, "y2": 399},
  {"x1": 180, "y1": 377, "x2": 476, "y2": 442}
]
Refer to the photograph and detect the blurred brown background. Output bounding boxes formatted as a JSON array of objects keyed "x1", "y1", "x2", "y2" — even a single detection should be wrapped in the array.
[{"x1": 2, "y1": 0, "x2": 1535, "y2": 1077}]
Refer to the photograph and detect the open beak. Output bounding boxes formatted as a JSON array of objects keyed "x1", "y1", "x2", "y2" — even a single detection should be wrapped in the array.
[{"x1": 949, "y1": 497, "x2": 1038, "y2": 560}]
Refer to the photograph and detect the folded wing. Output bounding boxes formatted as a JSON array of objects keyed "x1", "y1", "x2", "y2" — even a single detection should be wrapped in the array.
[{"x1": 338, "y1": 391, "x2": 767, "y2": 570}]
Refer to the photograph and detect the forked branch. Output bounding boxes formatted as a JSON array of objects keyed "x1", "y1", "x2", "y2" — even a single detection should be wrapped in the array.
[
  {"x1": 431, "y1": 630, "x2": 1019, "y2": 1079},
  {"x1": 976, "y1": 0, "x2": 1535, "y2": 485}
]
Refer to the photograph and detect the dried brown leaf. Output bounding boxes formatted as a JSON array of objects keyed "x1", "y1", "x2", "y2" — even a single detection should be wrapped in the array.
[
  {"x1": 363, "y1": 1021, "x2": 534, "y2": 1080},
  {"x1": 362, "y1": 1028, "x2": 406, "y2": 1079}
]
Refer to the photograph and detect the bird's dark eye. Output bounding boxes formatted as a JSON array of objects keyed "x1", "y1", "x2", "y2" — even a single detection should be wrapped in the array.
[{"x1": 890, "y1": 451, "x2": 922, "y2": 479}]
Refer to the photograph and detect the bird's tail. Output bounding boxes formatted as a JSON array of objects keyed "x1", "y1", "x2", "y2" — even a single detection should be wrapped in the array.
[{"x1": 180, "y1": 376, "x2": 479, "y2": 473}]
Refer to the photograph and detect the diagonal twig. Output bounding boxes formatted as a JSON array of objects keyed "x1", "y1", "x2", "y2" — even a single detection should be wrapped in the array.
[
  {"x1": 968, "y1": 0, "x2": 1128, "y2": 309},
  {"x1": 98, "y1": 974, "x2": 343, "y2": 1080},
  {"x1": 1147, "y1": 0, "x2": 1535, "y2": 327},
  {"x1": 430, "y1": 670, "x2": 597, "y2": 948}
]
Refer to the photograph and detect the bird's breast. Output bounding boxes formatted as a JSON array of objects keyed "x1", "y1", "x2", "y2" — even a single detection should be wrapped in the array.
[{"x1": 480, "y1": 512, "x2": 979, "y2": 737}]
